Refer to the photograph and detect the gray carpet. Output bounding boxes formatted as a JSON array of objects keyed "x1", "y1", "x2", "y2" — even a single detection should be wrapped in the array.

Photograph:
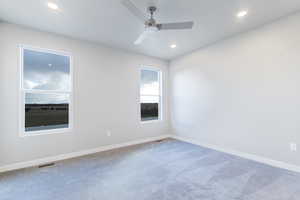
[{"x1": 1, "y1": 139, "x2": 300, "y2": 200}]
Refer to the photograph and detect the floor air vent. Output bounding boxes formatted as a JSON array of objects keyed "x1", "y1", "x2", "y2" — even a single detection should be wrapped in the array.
[{"x1": 38, "y1": 163, "x2": 55, "y2": 168}]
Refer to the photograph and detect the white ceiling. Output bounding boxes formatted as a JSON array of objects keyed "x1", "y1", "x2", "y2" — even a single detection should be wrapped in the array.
[{"x1": 1, "y1": 0, "x2": 300, "y2": 60}]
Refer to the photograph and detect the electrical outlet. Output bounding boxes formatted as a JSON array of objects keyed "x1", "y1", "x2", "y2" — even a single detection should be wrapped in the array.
[
  {"x1": 106, "y1": 130, "x2": 111, "y2": 137},
  {"x1": 290, "y1": 143, "x2": 297, "y2": 152}
]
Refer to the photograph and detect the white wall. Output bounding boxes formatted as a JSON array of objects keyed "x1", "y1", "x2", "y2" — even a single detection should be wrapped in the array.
[
  {"x1": 170, "y1": 12, "x2": 300, "y2": 166},
  {"x1": 0, "y1": 23, "x2": 169, "y2": 167}
]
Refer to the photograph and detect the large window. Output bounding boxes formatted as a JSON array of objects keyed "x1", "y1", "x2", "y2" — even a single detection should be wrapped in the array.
[
  {"x1": 140, "y1": 68, "x2": 162, "y2": 122},
  {"x1": 20, "y1": 46, "x2": 72, "y2": 135}
]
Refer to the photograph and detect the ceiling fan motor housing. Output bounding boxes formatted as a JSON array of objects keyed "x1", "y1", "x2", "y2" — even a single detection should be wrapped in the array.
[
  {"x1": 148, "y1": 6, "x2": 157, "y2": 15},
  {"x1": 145, "y1": 6, "x2": 159, "y2": 30}
]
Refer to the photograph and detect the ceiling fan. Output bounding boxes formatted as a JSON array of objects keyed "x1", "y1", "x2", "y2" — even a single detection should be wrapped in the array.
[{"x1": 122, "y1": 0, "x2": 194, "y2": 45}]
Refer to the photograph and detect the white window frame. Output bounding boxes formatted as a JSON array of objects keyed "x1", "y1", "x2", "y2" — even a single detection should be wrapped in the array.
[
  {"x1": 19, "y1": 45, "x2": 73, "y2": 137},
  {"x1": 139, "y1": 66, "x2": 163, "y2": 123}
]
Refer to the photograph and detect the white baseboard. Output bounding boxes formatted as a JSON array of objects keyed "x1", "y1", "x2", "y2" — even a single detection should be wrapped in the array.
[
  {"x1": 0, "y1": 134, "x2": 172, "y2": 173},
  {"x1": 3, "y1": 134, "x2": 300, "y2": 174},
  {"x1": 171, "y1": 135, "x2": 300, "y2": 173}
]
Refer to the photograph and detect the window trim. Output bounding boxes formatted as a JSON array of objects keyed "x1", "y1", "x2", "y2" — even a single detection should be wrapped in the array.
[
  {"x1": 139, "y1": 66, "x2": 163, "y2": 123},
  {"x1": 19, "y1": 45, "x2": 73, "y2": 137}
]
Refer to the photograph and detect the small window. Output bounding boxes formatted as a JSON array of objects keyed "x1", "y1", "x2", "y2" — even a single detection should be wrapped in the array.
[
  {"x1": 140, "y1": 68, "x2": 162, "y2": 122},
  {"x1": 20, "y1": 46, "x2": 72, "y2": 135}
]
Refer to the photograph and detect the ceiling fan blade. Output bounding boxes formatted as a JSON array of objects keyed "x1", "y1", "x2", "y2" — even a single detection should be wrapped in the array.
[
  {"x1": 122, "y1": 0, "x2": 148, "y2": 22},
  {"x1": 158, "y1": 21, "x2": 194, "y2": 30},
  {"x1": 134, "y1": 31, "x2": 149, "y2": 45}
]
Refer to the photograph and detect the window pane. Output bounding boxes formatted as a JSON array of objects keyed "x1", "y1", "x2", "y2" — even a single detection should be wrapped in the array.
[
  {"x1": 140, "y1": 69, "x2": 159, "y2": 95},
  {"x1": 140, "y1": 69, "x2": 161, "y2": 121},
  {"x1": 23, "y1": 49, "x2": 70, "y2": 91},
  {"x1": 25, "y1": 93, "x2": 69, "y2": 132}
]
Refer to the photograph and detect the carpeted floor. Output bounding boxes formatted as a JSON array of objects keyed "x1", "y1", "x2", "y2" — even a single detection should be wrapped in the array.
[{"x1": 1, "y1": 139, "x2": 300, "y2": 200}]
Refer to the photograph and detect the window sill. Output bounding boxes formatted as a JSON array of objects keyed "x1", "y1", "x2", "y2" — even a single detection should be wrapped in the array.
[
  {"x1": 140, "y1": 119, "x2": 163, "y2": 124},
  {"x1": 20, "y1": 128, "x2": 72, "y2": 137}
]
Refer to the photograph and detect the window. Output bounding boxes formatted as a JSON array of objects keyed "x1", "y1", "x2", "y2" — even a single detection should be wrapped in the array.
[
  {"x1": 20, "y1": 46, "x2": 72, "y2": 135},
  {"x1": 140, "y1": 68, "x2": 162, "y2": 122}
]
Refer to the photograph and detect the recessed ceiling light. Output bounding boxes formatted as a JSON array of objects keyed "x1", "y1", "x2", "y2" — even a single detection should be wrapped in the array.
[
  {"x1": 237, "y1": 10, "x2": 248, "y2": 18},
  {"x1": 170, "y1": 44, "x2": 177, "y2": 49},
  {"x1": 47, "y1": 2, "x2": 59, "y2": 10}
]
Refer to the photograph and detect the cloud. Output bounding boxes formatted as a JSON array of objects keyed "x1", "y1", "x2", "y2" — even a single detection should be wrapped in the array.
[
  {"x1": 24, "y1": 70, "x2": 70, "y2": 91},
  {"x1": 23, "y1": 48, "x2": 71, "y2": 104},
  {"x1": 141, "y1": 82, "x2": 160, "y2": 96},
  {"x1": 141, "y1": 70, "x2": 159, "y2": 84},
  {"x1": 140, "y1": 70, "x2": 160, "y2": 104}
]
